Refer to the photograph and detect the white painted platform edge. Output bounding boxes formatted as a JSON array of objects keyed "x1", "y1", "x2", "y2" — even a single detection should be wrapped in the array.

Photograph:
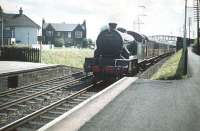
[{"x1": 38, "y1": 77, "x2": 138, "y2": 131}]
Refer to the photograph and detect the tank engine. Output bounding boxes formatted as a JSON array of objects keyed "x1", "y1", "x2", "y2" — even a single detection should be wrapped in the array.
[{"x1": 84, "y1": 23, "x2": 138, "y2": 80}]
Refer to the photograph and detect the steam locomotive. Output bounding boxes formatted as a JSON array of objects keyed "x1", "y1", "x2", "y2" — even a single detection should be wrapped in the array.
[{"x1": 84, "y1": 23, "x2": 175, "y2": 80}]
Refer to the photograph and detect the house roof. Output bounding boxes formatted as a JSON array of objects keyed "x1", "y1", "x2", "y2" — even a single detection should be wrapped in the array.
[
  {"x1": 43, "y1": 23, "x2": 84, "y2": 31},
  {"x1": 2, "y1": 13, "x2": 40, "y2": 28}
]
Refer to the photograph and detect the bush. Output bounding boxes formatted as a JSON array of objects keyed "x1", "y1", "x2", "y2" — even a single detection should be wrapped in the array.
[
  {"x1": 54, "y1": 38, "x2": 64, "y2": 47},
  {"x1": 75, "y1": 38, "x2": 94, "y2": 48},
  {"x1": 192, "y1": 43, "x2": 200, "y2": 55}
]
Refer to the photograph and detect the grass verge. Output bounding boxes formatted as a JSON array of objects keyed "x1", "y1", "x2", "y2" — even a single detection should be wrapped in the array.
[
  {"x1": 192, "y1": 44, "x2": 200, "y2": 55},
  {"x1": 41, "y1": 48, "x2": 94, "y2": 68},
  {"x1": 151, "y1": 50, "x2": 185, "y2": 80}
]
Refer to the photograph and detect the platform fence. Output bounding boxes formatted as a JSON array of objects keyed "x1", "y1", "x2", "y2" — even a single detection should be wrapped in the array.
[{"x1": 0, "y1": 47, "x2": 41, "y2": 62}]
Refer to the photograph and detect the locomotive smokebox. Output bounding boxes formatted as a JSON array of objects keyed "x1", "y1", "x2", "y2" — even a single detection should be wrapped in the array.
[{"x1": 109, "y1": 23, "x2": 117, "y2": 30}]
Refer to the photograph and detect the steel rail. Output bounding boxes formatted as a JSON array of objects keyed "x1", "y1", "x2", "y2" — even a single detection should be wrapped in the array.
[
  {"x1": 0, "y1": 74, "x2": 92, "y2": 111},
  {"x1": 0, "y1": 71, "x2": 83, "y2": 97}
]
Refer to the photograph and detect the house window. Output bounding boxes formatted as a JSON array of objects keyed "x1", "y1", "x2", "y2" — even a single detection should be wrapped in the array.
[
  {"x1": 11, "y1": 30, "x2": 14, "y2": 38},
  {"x1": 5, "y1": 27, "x2": 10, "y2": 30},
  {"x1": 56, "y1": 32, "x2": 61, "y2": 37},
  {"x1": 68, "y1": 32, "x2": 71, "y2": 38},
  {"x1": 75, "y1": 31, "x2": 82, "y2": 38},
  {"x1": 46, "y1": 31, "x2": 53, "y2": 37}
]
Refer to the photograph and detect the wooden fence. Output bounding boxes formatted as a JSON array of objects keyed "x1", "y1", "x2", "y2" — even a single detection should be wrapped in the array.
[{"x1": 0, "y1": 47, "x2": 41, "y2": 62}]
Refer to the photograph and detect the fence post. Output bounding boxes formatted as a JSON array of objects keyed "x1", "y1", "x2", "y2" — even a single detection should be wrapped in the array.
[
  {"x1": 29, "y1": 47, "x2": 32, "y2": 62},
  {"x1": 37, "y1": 48, "x2": 39, "y2": 62}
]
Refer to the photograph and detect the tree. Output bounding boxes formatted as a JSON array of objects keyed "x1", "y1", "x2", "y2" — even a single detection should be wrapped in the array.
[
  {"x1": 81, "y1": 38, "x2": 94, "y2": 48},
  {"x1": 87, "y1": 38, "x2": 95, "y2": 49},
  {"x1": 54, "y1": 38, "x2": 64, "y2": 47},
  {"x1": 82, "y1": 38, "x2": 88, "y2": 48}
]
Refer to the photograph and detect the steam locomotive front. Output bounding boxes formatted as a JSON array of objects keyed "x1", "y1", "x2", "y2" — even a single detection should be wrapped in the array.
[{"x1": 95, "y1": 23, "x2": 123, "y2": 58}]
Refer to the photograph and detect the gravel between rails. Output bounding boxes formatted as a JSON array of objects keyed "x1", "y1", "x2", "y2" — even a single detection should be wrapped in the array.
[{"x1": 0, "y1": 74, "x2": 93, "y2": 128}]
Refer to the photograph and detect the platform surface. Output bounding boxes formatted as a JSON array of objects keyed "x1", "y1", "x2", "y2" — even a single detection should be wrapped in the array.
[
  {"x1": 79, "y1": 47, "x2": 200, "y2": 131},
  {"x1": 0, "y1": 61, "x2": 54, "y2": 75}
]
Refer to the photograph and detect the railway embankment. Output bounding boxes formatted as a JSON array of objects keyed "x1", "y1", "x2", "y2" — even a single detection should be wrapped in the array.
[{"x1": 151, "y1": 50, "x2": 185, "y2": 80}]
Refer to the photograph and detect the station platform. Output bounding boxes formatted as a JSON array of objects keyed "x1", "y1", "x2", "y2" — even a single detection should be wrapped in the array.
[
  {"x1": 39, "y1": 47, "x2": 200, "y2": 131},
  {"x1": 0, "y1": 61, "x2": 54, "y2": 75},
  {"x1": 0, "y1": 61, "x2": 69, "y2": 90}
]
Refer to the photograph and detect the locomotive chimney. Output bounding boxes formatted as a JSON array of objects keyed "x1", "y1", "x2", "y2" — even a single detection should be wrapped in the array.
[{"x1": 109, "y1": 23, "x2": 117, "y2": 30}]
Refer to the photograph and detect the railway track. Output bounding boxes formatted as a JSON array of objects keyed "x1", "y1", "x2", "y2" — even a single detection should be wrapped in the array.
[
  {"x1": 0, "y1": 71, "x2": 85, "y2": 108},
  {"x1": 0, "y1": 81, "x2": 101, "y2": 131},
  {"x1": 0, "y1": 72, "x2": 93, "y2": 128}
]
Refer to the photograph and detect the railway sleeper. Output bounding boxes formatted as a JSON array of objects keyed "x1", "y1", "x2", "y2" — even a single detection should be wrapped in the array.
[
  {"x1": 33, "y1": 97, "x2": 44, "y2": 101},
  {"x1": 36, "y1": 86, "x2": 50, "y2": 89},
  {"x1": 47, "y1": 92, "x2": 56, "y2": 95},
  {"x1": 62, "y1": 103, "x2": 75, "y2": 108},
  {"x1": 17, "y1": 104, "x2": 27, "y2": 108},
  {"x1": 17, "y1": 127, "x2": 36, "y2": 131},
  {"x1": 26, "y1": 100, "x2": 37, "y2": 104},
  {"x1": 74, "y1": 95, "x2": 90, "y2": 100},
  {"x1": 6, "y1": 108, "x2": 18, "y2": 112},
  {"x1": 54, "y1": 90, "x2": 63, "y2": 93},
  {"x1": 15, "y1": 92, "x2": 29, "y2": 95},
  {"x1": 31, "y1": 88, "x2": 44, "y2": 91},
  {"x1": 22, "y1": 121, "x2": 46, "y2": 130},
  {"x1": 48, "y1": 110, "x2": 64, "y2": 115},
  {"x1": 55, "y1": 107, "x2": 68, "y2": 111},
  {"x1": 24, "y1": 90, "x2": 36, "y2": 93},
  {"x1": 0, "y1": 98, "x2": 10, "y2": 102},
  {"x1": 81, "y1": 92, "x2": 95, "y2": 96},
  {"x1": 44, "y1": 112, "x2": 60, "y2": 117},
  {"x1": 40, "y1": 115, "x2": 55, "y2": 120},
  {"x1": 8, "y1": 95, "x2": 22, "y2": 99},
  {"x1": 66, "y1": 100, "x2": 79, "y2": 105},
  {"x1": 73, "y1": 98, "x2": 85, "y2": 103}
]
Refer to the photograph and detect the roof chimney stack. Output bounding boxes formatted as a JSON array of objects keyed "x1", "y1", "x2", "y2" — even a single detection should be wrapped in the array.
[{"x1": 19, "y1": 7, "x2": 23, "y2": 15}]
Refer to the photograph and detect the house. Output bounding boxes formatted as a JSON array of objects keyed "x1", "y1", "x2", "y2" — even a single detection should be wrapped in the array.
[
  {"x1": 42, "y1": 20, "x2": 87, "y2": 47},
  {"x1": 0, "y1": 7, "x2": 40, "y2": 45}
]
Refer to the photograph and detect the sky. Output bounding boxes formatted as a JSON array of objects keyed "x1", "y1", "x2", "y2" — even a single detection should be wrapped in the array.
[{"x1": 1, "y1": 0, "x2": 195, "y2": 40}]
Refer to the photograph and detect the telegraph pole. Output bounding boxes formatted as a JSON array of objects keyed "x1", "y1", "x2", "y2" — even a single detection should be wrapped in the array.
[
  {"x1": 189, "y1": 17, "x2": 191, "y2": 45},
  {"x1": 133, "y1": 16, "x2": 144, "y2": 33},
  {"x1": 0, "y1": 6, "x2": 3, "y2": 47},
  {"x1": 133, "y1": 5, "x2": 147, "y2": 33},
  {"x1": 194, "y1": 0, "x2": 200, "y2": 52},
  {"x1": 183, "y1": 0, "x2": 188, "y2": 75},
  {"x1": 197, "y1": 0, "x2": 199, "y2": 51}
]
